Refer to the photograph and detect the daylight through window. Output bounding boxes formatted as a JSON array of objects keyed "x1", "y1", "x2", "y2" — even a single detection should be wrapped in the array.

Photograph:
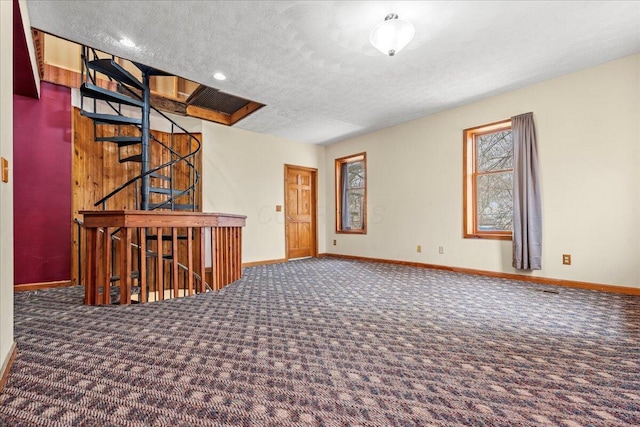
[
  {"x1": 336, "y1": 153, "x2": 366, "y2": 233},
  {"x1": 463, "y1": 120, "x2": 513, "y2": 240}
]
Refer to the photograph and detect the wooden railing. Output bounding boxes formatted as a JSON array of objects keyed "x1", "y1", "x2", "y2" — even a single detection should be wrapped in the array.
[{"x1": 80, "y1": 210, "x2": 246, "y2": 305}]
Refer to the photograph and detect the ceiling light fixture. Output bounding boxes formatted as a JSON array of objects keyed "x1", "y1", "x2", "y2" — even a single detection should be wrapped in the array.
[
  {"x1": 369, "y1": 13, "x2": 415, "y2": 56},
  {"x1": 119, "y1": 37, "x2": 136, "y2": 48},
  {"x1": 213, "y1": 72, "x2": 227, "y2": 81}
]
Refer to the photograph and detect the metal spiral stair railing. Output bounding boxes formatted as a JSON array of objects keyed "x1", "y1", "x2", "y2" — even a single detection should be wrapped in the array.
[{"x1": 80, "y1": 46, "x2": 201, "y2": 212}]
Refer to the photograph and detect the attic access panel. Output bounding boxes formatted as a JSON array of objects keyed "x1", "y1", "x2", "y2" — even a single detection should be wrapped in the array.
[{"x1": 186, "y1": 85, "x2": 251, "y2": 115}]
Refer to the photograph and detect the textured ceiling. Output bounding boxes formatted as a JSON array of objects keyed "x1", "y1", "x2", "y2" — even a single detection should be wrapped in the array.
[{"x1": 26, "y1": 1, "x2": 640, "y2": 145}]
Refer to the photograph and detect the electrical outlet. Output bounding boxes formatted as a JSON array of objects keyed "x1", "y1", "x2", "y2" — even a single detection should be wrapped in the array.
[
  {"x1": 562, "y1": 254, "x2": 571, "y2": 265},
  {"x1": 438, "y1": 246, "x2": 444, "y2": 254},
  {"x1": 333, "y1": 239, "x2": 337, "y2": 246},
  {"x1": 417, "y1": 245, "x2": 422, "y2": 253}
]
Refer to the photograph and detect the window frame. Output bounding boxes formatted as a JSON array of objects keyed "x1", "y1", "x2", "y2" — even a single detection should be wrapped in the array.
[
  {"x1": 463, "y1": 119, "x2": 513, "y2": 240},
  {"x1": 335, "y1": 152, "x2": 367, "y2": 234}
]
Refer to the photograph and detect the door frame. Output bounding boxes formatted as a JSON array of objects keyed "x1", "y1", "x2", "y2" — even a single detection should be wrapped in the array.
[{"x1": 284, "y1": 164, "x2": 318, "y2": 260}]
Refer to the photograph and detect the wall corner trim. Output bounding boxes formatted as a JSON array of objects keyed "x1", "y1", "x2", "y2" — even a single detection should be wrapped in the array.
[
  {"x1": 241, "y1": 258, "x2": 288, "y2": 268},
  {"x1": 14, "y1": 280, "x2": 72, "y2": 292}
]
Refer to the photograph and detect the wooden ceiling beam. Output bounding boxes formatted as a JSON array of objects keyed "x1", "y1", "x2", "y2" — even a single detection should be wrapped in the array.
[
  {"x1": 229, "y1": 101, "x2": 264, "y2": 125},
  {"x1": 186, "y1": 105, "x2": 232, "y2": 126}
]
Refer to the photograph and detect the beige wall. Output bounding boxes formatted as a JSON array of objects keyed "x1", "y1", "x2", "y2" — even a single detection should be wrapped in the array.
[
  {"x1": 326, "y1": 54, "x2": 640, "y2": 288},
  {"x1": 43, "y1": 33, "x2": 81, "y2": 72},
  {"x1": 0, "y1": 0, "x2": 15, "y2": 377},
  {"x1": 201, "y1": 121, "x2": 326, "y2": 263}
]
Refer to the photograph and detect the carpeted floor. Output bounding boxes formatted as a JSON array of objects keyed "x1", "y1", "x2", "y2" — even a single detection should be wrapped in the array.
[{"x1": 1, "y1": 257, "x2": 639, "y2": 426}]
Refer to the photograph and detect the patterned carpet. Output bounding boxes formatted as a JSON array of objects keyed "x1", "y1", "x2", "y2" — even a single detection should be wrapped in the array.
[{"x1": 1, "y1": 257, "x2": 639, "y2": 426}]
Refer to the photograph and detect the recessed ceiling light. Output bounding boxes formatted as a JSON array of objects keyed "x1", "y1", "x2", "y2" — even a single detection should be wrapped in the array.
[
  {"x1": 213, "y1": 72, "x2": 227, "y2": 81},
  {"x1": 119, "y1": 38, "x2": 136, "y2": 48}
]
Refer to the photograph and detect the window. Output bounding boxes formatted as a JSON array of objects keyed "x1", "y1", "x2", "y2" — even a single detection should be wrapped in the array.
[
  {"x1": 336, "y1": 153, "x2": 366, "y2": 233},
  {"x1": 463, "y1": 120, "x2": 513, "y2": 240}
]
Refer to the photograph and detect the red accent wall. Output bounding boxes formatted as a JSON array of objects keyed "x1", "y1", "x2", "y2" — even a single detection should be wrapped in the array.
[{"x1": 13, "y1": 82, "x2": 72, "y2": 285}]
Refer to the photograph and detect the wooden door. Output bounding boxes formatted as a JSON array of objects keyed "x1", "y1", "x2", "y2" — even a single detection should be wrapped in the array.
[{"x1": 285, "y1": 165, "x2": 317, "y2": 259}]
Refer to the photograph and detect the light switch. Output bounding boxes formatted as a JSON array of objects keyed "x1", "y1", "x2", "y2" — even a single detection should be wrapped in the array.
[{"x1": 1, "y1": 157, "x2": 8, "y2": 183}]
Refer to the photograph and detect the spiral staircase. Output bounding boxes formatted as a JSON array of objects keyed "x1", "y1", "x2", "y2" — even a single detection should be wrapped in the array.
[
  {"x1": 78, "y1": 47, "x2": 208, "y2": 304},
  {"x1": 80, "y1": 47, "x2": 200, "y2": 211}
]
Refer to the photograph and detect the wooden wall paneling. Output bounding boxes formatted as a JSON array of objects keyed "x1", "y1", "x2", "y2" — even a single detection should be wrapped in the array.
[
  {"x1": 116, "y1": 125, "x2": 141, "y2": 210},
  {"x1": 87, "y1": 119, "x2": 104, "y2": 209},
  {"x1": 149, "y1": 130, "x2": 167, "y2": 207},
  {"x1": 71, "y1": 110, "x2": 84, "y2": 286},
  {"x1": 171, "y1": 133, "x2": 191, "y2": 206},
  {"x1": 183, "y1": 135, "x2": 192, "y2": 204},
  {"x1": 43, "y1": 63, "x2": 81, "y2": 89},
  {"x1": 100, "y1": 125, "x2": 120, "y2": 209}
]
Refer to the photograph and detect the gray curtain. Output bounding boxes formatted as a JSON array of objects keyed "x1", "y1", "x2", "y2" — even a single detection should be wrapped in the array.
[
  {"x1": 341, "y1": 162, "x2": 349, "y2": 230},
  {"x1": 512, "y1": 112, "x2": 542, "y2": 270}
]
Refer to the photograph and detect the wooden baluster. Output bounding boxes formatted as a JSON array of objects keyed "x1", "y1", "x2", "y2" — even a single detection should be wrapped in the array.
[
  {"x1": 235, "y1": 227, "x2": 241, "y2": 280},
  {"x1": 225, "y1": 228, "x2": 230, "y2": 286},
  {"x1": 211, "y1": 227, "x2": 218, "y2": 291},
  {"x1": 219, "y1": 227, "x2": 224, "y2": 288},
  {"x1": 224, "y1": 227, "x2": 233, "y2": 286},
  {"x1": 187, "y1": 227, "x2": 193, "y2": 295},
  {"x1": 120, "y1": 227, "x2": 132, "y2": 305},
  {"x1": 156, "y1": 228, "x2": 163, "y2": 301},
  {"x1": 140, "y1": 228, "x2": 147, "y2": 303},
  {"x1": 104, "y1": 227, "x2": 112, "y2": 305},
  {"x1": 223, "y1": 228, "x2": 228, "y2": 286},
  {"x1": 220, "y1": 228, "x2": 225, "y2": 287},
  {"x1": 86, "y1": 227, "x2": 97, "y2": 305},
  {"x1": 239, "y1": 227, "x2": 243, "y2": 278},
  {"x1": 238, "y1": 227, "x2": 243, "y2": 279},
  {"x1": 199, "y1": 227, "x2": 205, "y2": 294},
  {"x1": 233, "y1": 228, "x2": 237, "y2": 281},
  {"x1": 217, "y1": 227, "x2": 223, "y2": 289},
  {"x1": 230, "y1": 227, "x2": 235, "y2": 282},
  {"x1": 172, "y1": 227, "x2": 179, "y2": 299}
]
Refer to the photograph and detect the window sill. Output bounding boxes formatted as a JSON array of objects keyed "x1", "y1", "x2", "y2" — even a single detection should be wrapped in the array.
[
  {"x1": 464, "y1": 233, "x2": 512, "y2": 241},
  {"x1": 336, "y1": 230, "x2": 367, "y2": 235}
]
